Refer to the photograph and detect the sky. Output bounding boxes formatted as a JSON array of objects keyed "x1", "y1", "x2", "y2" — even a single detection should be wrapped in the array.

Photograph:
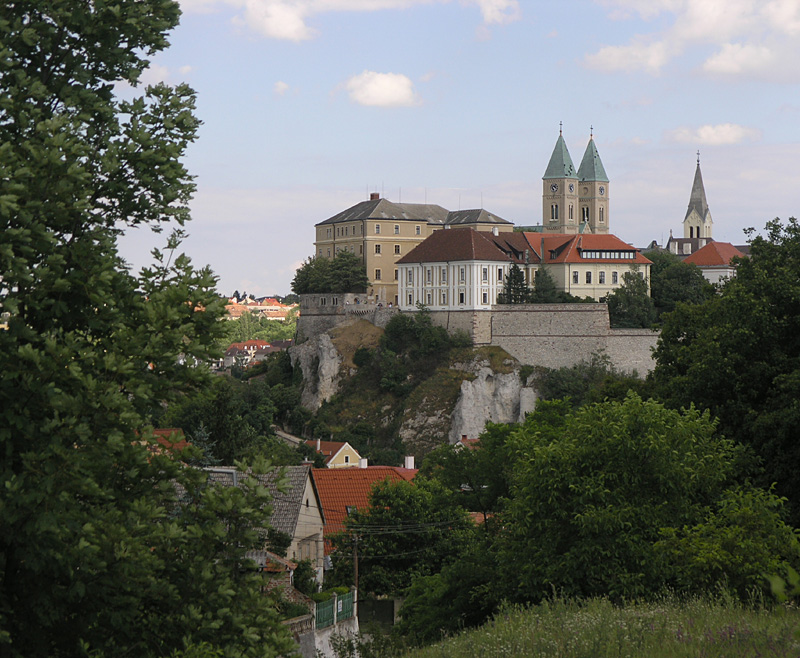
[{"x1": 117, "y1": 0, "x2": 800, "y2": 298}]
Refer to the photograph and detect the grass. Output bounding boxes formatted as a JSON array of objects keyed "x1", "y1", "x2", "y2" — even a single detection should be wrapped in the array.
[{"x1": 400, "y1": 596, "x2": 800, "y2": 658}]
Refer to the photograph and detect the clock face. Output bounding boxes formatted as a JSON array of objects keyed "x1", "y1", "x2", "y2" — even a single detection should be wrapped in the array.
[
  {"x1": 550, "y1": 183, "x2": 559, "y2": 193},
  {"x1": 599, "y1": 186, "x2": 605, "y2": 195},
  {"x1": 568, "y1": 183, "x2": 575, "y2": 193}
]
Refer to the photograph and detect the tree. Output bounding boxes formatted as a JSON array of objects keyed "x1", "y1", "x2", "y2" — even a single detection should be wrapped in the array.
[
  {"x1": 328, "y1": 478, "x2": 475, "y2": 596},
  {"x1": 498, "y1": 395, "x2": 798, "y2": 603},
  {"x1": 0, "y1": 2, "x2": 293, "y2": 655},
  {"x1": 529, "y1": 265, "x2": 560, "y2": 303},
  {"x1": 291, "y1": 252, "x2": 368, "y2": 294},
  {"x1": 651, "y1": 218, "x2": 800, "y2": 522},
  {"x1": 605, "y1": 268, "x2": 656, "y2": 328},
  {"x1": 647, "y1": 250, "x2": 714, "y2": 319},
  {"x1": 497, "y1": 263, "x2": 531, "y2": 304}
]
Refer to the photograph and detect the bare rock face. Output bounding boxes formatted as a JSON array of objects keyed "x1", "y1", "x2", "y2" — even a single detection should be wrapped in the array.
[
  {"x1": 448, "y1": 366, "x2": 537, "y2": 444},
  {"x1": 289, "y1": 333, "x2": 343, "y2": 411}
]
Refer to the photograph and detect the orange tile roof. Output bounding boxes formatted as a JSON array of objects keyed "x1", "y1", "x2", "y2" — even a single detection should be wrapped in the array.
[
  {"x1": 524, "y1": 233, "x2": 652, "y2": 265},
  {"x1": 683, "y1": 241, "x2": 745, "y2": 267},
  {"x1": 311, "y1": 467, "x2": 417, "y2": 550},
  {"x1": 150, "y1": 428, "x2": 190, "y2": 454}
]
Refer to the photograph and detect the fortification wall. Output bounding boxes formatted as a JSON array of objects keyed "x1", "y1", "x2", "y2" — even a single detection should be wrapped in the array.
[
  {"x1": 297, "y1": 294, "x2": 397, "y2": 342},
  {"x1": 299, "y1": 296, "x2": 658, "y2": 375}
]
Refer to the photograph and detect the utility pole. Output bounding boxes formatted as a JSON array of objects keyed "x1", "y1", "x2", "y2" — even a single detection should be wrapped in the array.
[{"x1": 353, "y1": 534, "x2": 359, "y2": 593}]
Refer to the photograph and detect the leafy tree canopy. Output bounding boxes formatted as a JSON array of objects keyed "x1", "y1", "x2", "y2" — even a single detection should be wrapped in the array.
[
  {"x1": 498, "y1": 395, "x2": 797, "y2": 603},
  {"x1": 291, "y1": 252, "x2": 369, "y2": 294},
  {"x1": 0, "y1": 2, "x2": 294, "y2": 654},
  {"x1": 647, "y1": 249, "x2": 714, "y2": 319},
  {"x1": 605, "y1": 268, "x2": 657, "y2": 328},
  {"x1": 651, "y1": 217, "x2": 800, "y2": 522}
]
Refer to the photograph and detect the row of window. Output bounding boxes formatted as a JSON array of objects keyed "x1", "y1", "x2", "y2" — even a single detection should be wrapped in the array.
[
  {"x1": 580, "y1": 250, "x2": 635, "y2": 259},
  {"x1": 572, "y1": 271, "x2": 619, "y2": 285},
  {"x1": 550, "y1": 206, "x2": 605, "y2": 222},
  {"x1": 374, "y1": 244, "x2": 403, "y2": 255},
  {"x1": 405, "y1": 290, "x2": 498, "y2": 307},
  {"x1": 375, "y1": 224, "x2": 422, "y2": 236}
]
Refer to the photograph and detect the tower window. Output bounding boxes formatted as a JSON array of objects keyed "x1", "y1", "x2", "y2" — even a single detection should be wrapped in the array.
[
  {"x1": 374, "y1": 244, "x2": 381, "y2": 254},
  {"x1": 375, "y1": 224, "x2": 381, "y2": 234},
  {"x1": 394, "y1": 224, "x2": 400, "y2": 234},
  {"x1": 375, "y1": 269, "x2": 381, "y2": 280},
  {"x1": 394, "y1": 244, "x2": 401, "y2": 255},
  {"x1": 569, "y1": 204, "x2": 574, "y2": 220},
  {"x1": 599, "y1": 208, "x2": 604, "y2": 223},
  {"x1": 415, "y1": 225, "x2": 421, "y2": 235},
  {"x1": 582, "y1": 207, "x2": 589, "y2": 221},
  {"x1": 551, "y1": 204, "x2": 559, "y2": 220}
]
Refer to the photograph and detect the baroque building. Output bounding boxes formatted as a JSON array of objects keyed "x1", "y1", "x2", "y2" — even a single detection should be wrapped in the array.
[{"x1": 542, "y1": 128, "x2": 610, "y2": 234}]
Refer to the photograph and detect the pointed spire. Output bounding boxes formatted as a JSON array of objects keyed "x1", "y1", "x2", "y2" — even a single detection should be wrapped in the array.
[
  {"x1": 543, "y1": 129, "x2": 576, "y2": 179},
  {"x1": 577, "y1": 133, "x2": 609, "y2": 183},
  {"x1": 685, "y1": 158, "x2": 710, "y2": 221}
]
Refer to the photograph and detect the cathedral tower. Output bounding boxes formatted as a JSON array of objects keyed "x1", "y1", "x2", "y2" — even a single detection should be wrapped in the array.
[
  {"x1": 576, "y1": 131, "x2": 609, "y2": 234},
  {"x1": 542, "y1": 127, "x2": 579, "y2": 233},
  {"x1": 683, "y1": 153, "x2": 713, "y2": 239}
]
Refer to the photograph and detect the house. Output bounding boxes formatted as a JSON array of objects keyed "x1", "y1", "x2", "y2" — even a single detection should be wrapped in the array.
[
  {"x1": 311, "y1": 465, "x2": 418, "y2": 556},
  {"x1": 305, "y1": 439, "x2": 362, "y2": 468},
  {"x1": 683, "y1": 241, "x2": 746, "y2": 284},
  {"x1": 206, "y1": 464, "x2": 326, "y2": 582},
  {"x1": 396, "y1": 227, "x2": 652, "y2": 308},
  {"x1": 222, "y1": 339, "x2": 272, "y2": 368}
]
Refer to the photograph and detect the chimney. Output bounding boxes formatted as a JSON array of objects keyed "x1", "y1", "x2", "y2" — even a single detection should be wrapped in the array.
[
  {"x1": 404, "y1": 455, "x2": 415, "y2": 470},
  {"x1": 359, "y1": 458, "x2": 368, "y2": 469},
  {"x1": 370, "y1": 192, "x2": 380, "y2": 201},
  {"x1": 316, "y1": 438, "x2": 321, "y2": 451}
]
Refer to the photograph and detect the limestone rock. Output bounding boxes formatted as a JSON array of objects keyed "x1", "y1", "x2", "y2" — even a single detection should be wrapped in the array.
[{"x1": 289, "y1": 333, "x2": 343, "y2": 411}]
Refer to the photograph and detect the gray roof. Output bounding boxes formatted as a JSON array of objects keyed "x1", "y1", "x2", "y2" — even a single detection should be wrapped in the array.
[
  {"x1": 577, "y1": 138, "x2": 609, "y2": 183},
  {"x1": 446, "y1": 209, "x2": 513, "y2": 226},
  {"x1": 685, "y1": 162, "x2": 711, "y2": 222},
  {"x1": 543, "y1": 133, "x2": 577, "y2": 180},
  {"x1": 316, "y1": 198, "x2": 449, "y2": 226},
  {"x1": 206, "y1": 464, "x2": 322, "y2": 534}
]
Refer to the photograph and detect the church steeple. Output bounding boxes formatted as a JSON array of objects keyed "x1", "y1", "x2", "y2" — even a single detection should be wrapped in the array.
[
  {"x1": 543, "y1": 125, "x2": 577, "y2": 179},
  {"x1": 574, "y1": 129, "x2": 610, "y2": 234},
  {"x1": 577, "y1": 134, "x2": 609, "y2": 183},
  {"x1": 542, "y1": 125, "x2": 579, "y2": 233},
  {"x1": 683, "y1": 153, "x2": 713, "y2": 239}
]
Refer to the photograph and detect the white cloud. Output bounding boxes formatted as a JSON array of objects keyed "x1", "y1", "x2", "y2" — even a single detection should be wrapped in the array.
[
  {"x1": 585, "y1": 38, "x2": 672, "y2": 74},
  {"x1": 344, "y1": 71, "x2": 420, "y2": 107},
  {"x1": 666, "y1": 123, "x2": 761, "y2": 146},
  {"x1": 586, "y1": 0, "x2": 800, "y2": 78},
  {"x1": 702, "y1": 43, "x2": 775, "y2": 74},
  {"x1": 274, "y1": 80, "x2": 290, "y2": 95},
  {"x1": 140, "y1": 64, "x2": 172, "y2": 85},
  {"x1": 182, "y1": 0, "x2": 520, "y2": 41}
]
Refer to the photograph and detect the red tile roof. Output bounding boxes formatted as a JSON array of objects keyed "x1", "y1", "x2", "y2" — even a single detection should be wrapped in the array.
[
  {"x1": 311, "y1": 467, "x2": 418, "y2": 550},
  {"x1": 397, "y1": 228, "x2": 520, "y2": 264},
  {"x1": 683, "y1": 241, "x2": 745, "y2": 267},
  {"x1": 523, "y1": 233, "x2": 652, "y2": 265},
  {"x1": 151, "y1": 428, "x2": 190, "y2": 453}
]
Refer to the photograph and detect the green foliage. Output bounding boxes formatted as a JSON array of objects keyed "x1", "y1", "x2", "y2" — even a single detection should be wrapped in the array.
[
  {"x1": 605, "y1": 267, "x2": 657, "y2": 328},
  {"x1": 292, "y1": 560, "x2": 318, "y2": 597},
  {"x1": 650, "y1": 217, "x2": 800, "y2": 523},
  {"x1": 497, "y1": 263, "x2": 531, "y2": 304},
  {"x1": 353, "y1": 346, "x2": 373, "y2": 368},
  {"x1": 291, "y1": 252, "x2": 369, "y2": 294},
  {"x1": 531, "y1": 352, "x2": 647, "y2": 407},
  {"x1": 329, "y1": 479, "x2": 476, "y2": 596},
  {"x1": 216, "y1": 310, "x2": 297, "y2": 351},
  {"x1": 647, "y1": 250, "x2": 714, "y2": 319},
  {"x1": 498, "y1": 394, "x2": 797, "y2": 603},
  {"x1": 0, "y1": 0, "x2": 294, "y2": 654}
]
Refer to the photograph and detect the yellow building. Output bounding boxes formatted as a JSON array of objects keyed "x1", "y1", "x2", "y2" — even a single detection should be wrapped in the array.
[{"x1": 314, "y1": 193, "x2": 513, "y2": 305}]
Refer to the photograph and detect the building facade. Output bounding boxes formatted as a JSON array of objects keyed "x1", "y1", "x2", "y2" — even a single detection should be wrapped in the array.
[{"x1": 313, "y1": 193, "x2": 513, "y2": 305}]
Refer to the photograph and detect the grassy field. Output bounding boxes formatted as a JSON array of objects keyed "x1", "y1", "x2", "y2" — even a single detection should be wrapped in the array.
[{"x1": 398, "y1": 595, "x2": 800, "y2": 658}]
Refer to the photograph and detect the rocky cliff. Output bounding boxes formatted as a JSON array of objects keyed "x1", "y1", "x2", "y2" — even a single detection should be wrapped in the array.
[{"x1": 289, "y1": 321, "x2": 537, "y2": 457}]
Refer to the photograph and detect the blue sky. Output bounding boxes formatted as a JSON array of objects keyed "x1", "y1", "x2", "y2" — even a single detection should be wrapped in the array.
[{"x1": 117, "y1": 0, "x2": 800, "y2": 297}]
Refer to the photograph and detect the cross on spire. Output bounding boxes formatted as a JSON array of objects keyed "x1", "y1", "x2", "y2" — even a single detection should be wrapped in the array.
[{"x1": 559, "y1": 121, "x2": 562, "y2": 135}]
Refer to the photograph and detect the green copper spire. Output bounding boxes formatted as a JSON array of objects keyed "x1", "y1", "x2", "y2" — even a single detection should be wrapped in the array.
[
  {"x1": 543, "y1": 131, "x2": 577, "y2": 180},
  {"x1": 577, "y1": 136, "x2": 609, "y2": 183}
]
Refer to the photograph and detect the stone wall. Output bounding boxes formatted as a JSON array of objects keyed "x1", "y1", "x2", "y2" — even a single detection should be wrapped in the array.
[
  {"x1": 297, "y1": 293, "x2": 397, "y2": 342},
  {"x1": 299, "y1": 296, "x2": 659, "y2": 376}
]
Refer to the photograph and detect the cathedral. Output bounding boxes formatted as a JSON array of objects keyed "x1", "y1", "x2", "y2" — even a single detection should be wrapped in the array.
[{"x1": 542, "y1": 128, "x2": 610, "y2": 234}]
